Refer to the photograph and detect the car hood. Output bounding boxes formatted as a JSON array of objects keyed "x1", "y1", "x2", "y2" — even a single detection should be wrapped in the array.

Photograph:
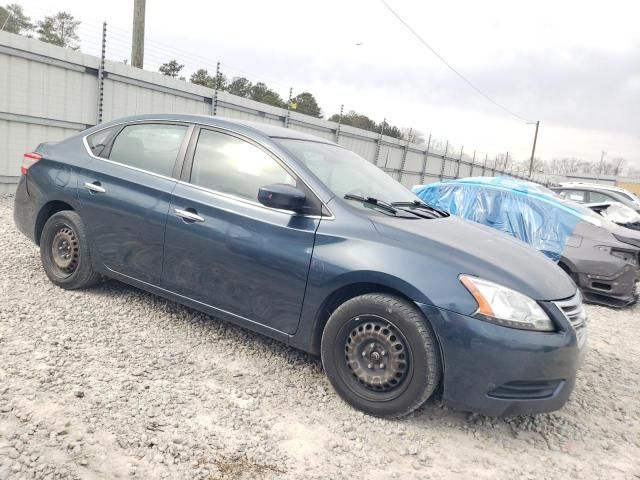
[{"x1": 371, "y1": 214, "x2": 577, "y2": 301}]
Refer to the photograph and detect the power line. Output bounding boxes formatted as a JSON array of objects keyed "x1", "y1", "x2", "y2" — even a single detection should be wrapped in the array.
[{"x1": 379, "y1": 0, "x2": 532, "y2": 123}]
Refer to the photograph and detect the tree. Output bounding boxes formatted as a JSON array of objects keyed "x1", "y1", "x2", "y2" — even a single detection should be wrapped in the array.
[
  {"x1": 0, "y1": 4, "x2": 33, "y2": 35},
  {"x1": 159, "y1": 60, "x2": 184, "y2": 78},
  {"x1": 190, "y1": 69, "x2": 215, "y2": 88},
  {"x1": 250, "y1": 82, "x2": 286, "y2": 108},
  {"x1": 36, "y1": 12, "x2": 80, "y2": 49},
  {"x1": 291, "y1": 92, "x2": 322, "y2": 118},
  {"x1": 327, "y1": 110, "x2": 404, "y2": 139},
  {"x1": 190, "y1": 69, "x2": 228, "y2": 89},
  {"x1": 226, "y1": 77, "x2": 252, "y2": 98}
]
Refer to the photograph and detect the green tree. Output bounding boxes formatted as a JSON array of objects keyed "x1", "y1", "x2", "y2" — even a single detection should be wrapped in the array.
[
  {"x1": 226, "y1": 77, "x2": 252, "y2": 97},
  {"x1": 250, "y1": 82, "x2": 286, "y2": 108},
  {"x1": 291, "y1": 92, "x2": 322, "y2": 118},
  {"x1": 190, "y1": 68, "x2": 215, "y2": 88},
  {"x1": 36, "y1": 11, "x2": 80, "y2": 49},
  {"x1": 329, "y1": 110, "x2": 377, "y2": 132},
  {"x1": 0, "y1": 4, "x2": 34, "y2": 35},
  {"x1": 159, "y1": 59, "x2": 184, "y2": 77},
  {"x1": 328, "y1": 110, "x2": 404, "y2": 139},
  {"x1": 190, "y1": 69, "x2": 228, "y2": 89}
]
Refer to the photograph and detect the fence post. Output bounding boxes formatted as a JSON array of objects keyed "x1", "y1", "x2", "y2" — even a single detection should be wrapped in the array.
[
  {"x1": 471, "y1": 150, "x2": 476, "y2": 176},
  {"x1": 483, "y1": 154, "x2": 488, "y2": 176},
  {"x1": 439, "y1": 141, "x2": 449, "y2": 180},
  {"x1": 455, "y1": 145, "x2": 463, "y2": 179},
  {"x1": 374, "y1": 118, "x2": 386, "y2": 167},
  {"x1": 335, "y1": 104, "x2": 344, "y2": 143},
  {"x1": 419, "y1": 134, "x2": 431, "y2": 184},
  {"x1": 211, "y1": 61, "x2": 221, "y2": 116},
  {"x1": 398, "y1": 128, "x2": 412, "y2": 182},
  {"x1": 95, "y1": 21, "x2": 107, "y2": 124},
  {"x1": 284, "y1": 87, "x2": 293, "y2": 128}
]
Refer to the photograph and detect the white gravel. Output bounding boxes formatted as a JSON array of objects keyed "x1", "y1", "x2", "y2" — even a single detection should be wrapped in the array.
[{"x1": 0, "y1": 193, "x2": 639, "y2": 480}]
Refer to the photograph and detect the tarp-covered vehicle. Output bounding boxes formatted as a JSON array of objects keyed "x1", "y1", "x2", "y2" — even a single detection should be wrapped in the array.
[{"x1": 413, "y1": 177, "x2": 640, "y2": 307}]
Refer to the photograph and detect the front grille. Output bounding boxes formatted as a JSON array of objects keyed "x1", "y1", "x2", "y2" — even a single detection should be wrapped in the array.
[{"x1": 553, "y1": 292, "x2": 587, "y2": 345}]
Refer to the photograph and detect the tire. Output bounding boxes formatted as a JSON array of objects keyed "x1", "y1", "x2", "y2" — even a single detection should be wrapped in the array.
[
  {"x1": 321, "y1": 293, "x2": 441, "y2": 418},
  {"x1": 40, "y1": 210, "x2": 100, "y2": 289}
]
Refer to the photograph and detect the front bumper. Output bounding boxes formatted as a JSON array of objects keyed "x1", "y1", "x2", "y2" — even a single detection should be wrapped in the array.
[
  {"x1": 576, "y1": 266, "x2": 638, "y2": 308},
  {"x1": 416, "y1": 301, "x2": 586, "y2": 417}
]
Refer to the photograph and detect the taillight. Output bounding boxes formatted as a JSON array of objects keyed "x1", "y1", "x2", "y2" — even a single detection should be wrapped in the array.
[{"x1": 21, "y1": 152, "x2": 42, "y2": 175}]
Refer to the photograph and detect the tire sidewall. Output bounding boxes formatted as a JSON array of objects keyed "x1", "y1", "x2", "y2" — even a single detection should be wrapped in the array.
[
  {"x1": 40, "y1": 211, "x2": 94, "y2": 289},
  {"x1": 321, "y1": 294, "x2": 440, "y2": 417}
]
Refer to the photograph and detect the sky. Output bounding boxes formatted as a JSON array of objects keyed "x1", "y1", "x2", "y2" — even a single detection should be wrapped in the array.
[{"x1": 18, "y1": 0, "x2": 640, "y2": 168}]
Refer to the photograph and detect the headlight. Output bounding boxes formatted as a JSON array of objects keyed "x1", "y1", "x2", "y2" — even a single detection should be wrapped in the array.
[{"x1": 459, "y1": 275, "x2": 554, "y2": 331}]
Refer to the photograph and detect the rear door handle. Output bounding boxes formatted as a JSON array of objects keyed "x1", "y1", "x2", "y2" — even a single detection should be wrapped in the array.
[
  {"x1": 84, "y1": 182, "x2": 106, "y2": 193},
  {"x1": 174, "y1": 208, "x2": 205, "y2": 223}
]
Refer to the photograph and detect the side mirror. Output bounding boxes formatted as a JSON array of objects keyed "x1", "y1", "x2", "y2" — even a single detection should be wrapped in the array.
[{"x1": 258, "y1": 183, "x2": 306, "y2": 213}]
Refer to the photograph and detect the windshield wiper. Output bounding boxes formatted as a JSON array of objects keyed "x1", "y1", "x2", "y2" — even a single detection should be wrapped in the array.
[
  {"x1": 391, "y1": 200, "x2": 447, "y2": 217},
  {"x1": 344, "y1": 194, "x2": 398, "y2": 215}
]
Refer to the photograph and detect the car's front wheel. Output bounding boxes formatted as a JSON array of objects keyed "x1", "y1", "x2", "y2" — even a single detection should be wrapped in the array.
[
  {"x1": 40, "y1": 210, "x2": 100, "y2": 289},
  {"x1": 321, "y1": 293, "x2": 441, "y2": 418}
]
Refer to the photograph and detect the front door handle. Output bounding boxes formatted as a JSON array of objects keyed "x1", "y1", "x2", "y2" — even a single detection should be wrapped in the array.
[
  {"x1": 174, "y1": 208, "x2": 205, "y2": 223},
  {"x1": 84, "y1": 182, "x2": 106, "y2": 193}
]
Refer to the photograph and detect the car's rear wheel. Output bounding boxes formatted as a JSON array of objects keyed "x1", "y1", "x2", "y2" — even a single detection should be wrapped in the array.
[
  {"x1": 321, "y1": 293, "x2": 441, "y2": 418},
  {"x1": 40, "y1": 211, "x2": 100, "y2": 289}
]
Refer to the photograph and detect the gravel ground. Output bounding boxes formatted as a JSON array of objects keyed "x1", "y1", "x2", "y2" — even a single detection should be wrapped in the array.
[{"x1": 0, "y1": 193, "x2": 639, "y2": 480}]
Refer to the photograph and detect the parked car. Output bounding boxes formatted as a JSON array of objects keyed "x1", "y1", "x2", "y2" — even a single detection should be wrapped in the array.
[
  {"x1": 15, "y1": 114, "x2": 586, "y2": 417},
  {"x1": 551, "y1": 182, "x2": 640, "y2": 214},
  {"x1": 414, "y1": 177, "x2": 640, "y2": 308}
]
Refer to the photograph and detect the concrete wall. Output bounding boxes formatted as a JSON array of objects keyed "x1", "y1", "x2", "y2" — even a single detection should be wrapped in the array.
[{"x1": 0, "y1": 31, "x2": 516, "y2": 193}]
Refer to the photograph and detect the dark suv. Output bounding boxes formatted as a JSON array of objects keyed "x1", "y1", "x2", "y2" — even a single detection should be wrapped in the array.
[{"x1": 14, "y1": 114, "x2": 586, "y2": 417}]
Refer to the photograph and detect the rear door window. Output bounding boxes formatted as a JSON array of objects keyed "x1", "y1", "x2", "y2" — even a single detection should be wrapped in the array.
[{"x1": 108, "y1": 124, "x2": 188, "y2": 177}]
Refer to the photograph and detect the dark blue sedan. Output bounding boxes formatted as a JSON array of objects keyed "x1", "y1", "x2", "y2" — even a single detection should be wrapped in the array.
[{"x1": 14, "y1": 114, "x2": 586, "y2": 417}]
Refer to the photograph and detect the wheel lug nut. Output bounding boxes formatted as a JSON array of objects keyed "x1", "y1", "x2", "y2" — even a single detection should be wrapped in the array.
[
  {"x1": 379, "y1": 363, "x2": 384, "y2": 369},
  {"x1": 367, "y1": 363, "x2": 373, "y2": 369},
  {"x1": 381, "y1": 350, "x2": 386, "y2": 356},
  {"x1": 362, "y1": 351, "x2": 366, "y2": 357},
  {"x1": 370, "y1": 343, "x2": 375, "y2": 349}
]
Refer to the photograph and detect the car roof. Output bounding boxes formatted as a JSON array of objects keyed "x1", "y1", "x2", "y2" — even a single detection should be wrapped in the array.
[
  {"x1": 101, "y1": 113, "x2": 337, "y2": 145},
  {"x1": 557, "y1": 183, "x2": 630, "y2": 195}
]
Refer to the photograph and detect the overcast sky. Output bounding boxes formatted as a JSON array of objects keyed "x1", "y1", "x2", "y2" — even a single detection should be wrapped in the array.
[{"x1": 21, "y1": 0, "x2": 640, "y2": 167}]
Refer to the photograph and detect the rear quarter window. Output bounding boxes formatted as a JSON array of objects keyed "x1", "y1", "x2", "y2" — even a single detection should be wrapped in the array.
[{"x1": 86, "y1": 127, "x2": 118, "y2": 157}]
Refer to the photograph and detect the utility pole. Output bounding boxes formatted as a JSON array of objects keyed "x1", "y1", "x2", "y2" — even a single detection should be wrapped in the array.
[
  {"x1": 528, "y1": 120, "x2": 539, "y2": 177},
  {"x1": 131, "y1": 0, "x2": 146, "y2": 68},
  {"x1": 599, "y1": 151, "x2": 607, "y2": 176}
]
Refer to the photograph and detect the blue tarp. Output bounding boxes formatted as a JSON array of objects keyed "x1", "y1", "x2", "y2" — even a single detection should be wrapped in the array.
[{"x1": 412, "y1": 177, "x2": 586, "y2": 262}]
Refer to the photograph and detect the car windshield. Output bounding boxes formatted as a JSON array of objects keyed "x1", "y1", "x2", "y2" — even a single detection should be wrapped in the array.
[{"x1": 275, "y1": 139, "x2": 418, "y2": 204}]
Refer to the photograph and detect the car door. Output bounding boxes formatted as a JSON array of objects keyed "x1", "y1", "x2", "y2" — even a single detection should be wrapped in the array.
[
  {"x1": 78, "y1": 122, "x2": 191, "y2": 284},
  {"x1": 161, "y1": 127, "x2": 321, "y2": 334}
]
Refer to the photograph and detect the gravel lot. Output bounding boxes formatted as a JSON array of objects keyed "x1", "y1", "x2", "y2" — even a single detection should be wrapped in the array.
[{"x1": 0, "y1": 193, "x2": 639, "y2": 480}]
